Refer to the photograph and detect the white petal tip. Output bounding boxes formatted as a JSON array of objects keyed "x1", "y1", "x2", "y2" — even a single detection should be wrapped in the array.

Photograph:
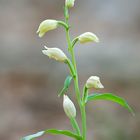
[
  {"x1": 44, "y1": 46, "x2": 49, "y2": 49},
  {"x1": 42, "y1": 50, "x2": 47, "y2": 55}
]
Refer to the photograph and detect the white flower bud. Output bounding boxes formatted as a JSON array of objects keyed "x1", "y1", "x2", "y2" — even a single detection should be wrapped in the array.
[
  {"x1": 86, "y1": 76, "x2": 104, "y2": 89},
  {"x1": 78, "y1": 32, "x2": 99, "y2": 43},
  {"x1": 63, "y1": 95, "x2": 76, "y2": 118},
  {"x1": 42, "y1": 46, "x2": 68, "y2": 62},
  {"x1": 65, "y1": 0, "x2": 75, "y2": 8},
  {"x1": 37, "y1": 19, "x2": 58, "y2": 37}
]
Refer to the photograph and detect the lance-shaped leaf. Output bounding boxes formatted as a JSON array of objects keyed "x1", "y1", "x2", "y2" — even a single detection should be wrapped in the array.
[
  {"x1": 22, "y1": 129, "x2": 82, "y2": 140},
  {"x1": 46, "y1": 129, "x2": 82, "y2": 140},
  {"x1": 86, "y1": 93, "x2": 134, "y2": 115},
  {"x1": 58, "y1": 75, "x2": 73, "y2": 97}
]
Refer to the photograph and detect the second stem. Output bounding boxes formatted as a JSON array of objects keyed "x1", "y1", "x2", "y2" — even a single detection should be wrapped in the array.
[{"x1": 66, "y1": 27, "x2": 87, "y2": 140}]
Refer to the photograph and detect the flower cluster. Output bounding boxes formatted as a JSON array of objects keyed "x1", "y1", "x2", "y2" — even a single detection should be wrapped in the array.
[
  {"x1": 36, "y1": 0, "x2": 103, "y2": 121},
  {"x1": 22, "y1": 0, "x2": 134, "y2": 140}
]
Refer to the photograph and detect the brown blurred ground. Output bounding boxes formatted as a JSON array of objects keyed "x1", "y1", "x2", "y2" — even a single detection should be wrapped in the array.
[{"x1": 0, "y1": 0, "x2": 140, "y2": 140}]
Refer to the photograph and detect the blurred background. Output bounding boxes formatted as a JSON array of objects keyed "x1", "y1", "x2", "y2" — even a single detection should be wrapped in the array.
[{"x1": 0, "y1": 0, "x2": 140, "y2": 140}]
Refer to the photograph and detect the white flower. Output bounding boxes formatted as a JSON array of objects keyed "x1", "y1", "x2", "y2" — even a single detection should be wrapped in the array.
[
  {"x1": 86, "y1": 76, "x2": 104, "y2": 89},
  {"x1": 65, "y1": 0, "x2": 75, "y2": 8},
  {"x1": 42, "y1": 46, "x2": 68, "y2": 62},
  {"x1": 78, "y1": 32, "x2": 99, "y2": 43},
  {"x1": 37, "y1": 19, "x2": 58, "y2": 37},
  {"x1": 63, "y1": 95, "x2": 76, "y2": 118}
]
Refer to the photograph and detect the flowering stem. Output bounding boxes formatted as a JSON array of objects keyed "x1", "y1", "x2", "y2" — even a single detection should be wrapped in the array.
[
  {"x1": 70, "y1": 44, "x2": 87, "y2": 140},
  {"x1": 81, "y1": 104, "x2": 86, "y2": 140},
  {"x1": 64, "y1": 6, "x2": 87, "y2": 140}
]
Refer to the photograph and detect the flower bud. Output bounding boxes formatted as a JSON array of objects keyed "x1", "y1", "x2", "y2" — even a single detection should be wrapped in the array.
[
  {"x1": 78, "y1": 32, "x2": 99, "y2": 43},
  {"x1": 86, "y1": 76, "x2": 104, "y2": 89},
  {"x1": 37, "y1": 19, "x2": 58, "y2": 37},
  {"x1": 42, "y1": 46, "x2": 68, "y2": 62},
  {"x1": 65, "y1": 0, "x2": 75, "y2": 8},
  {"x1": 63, "y1": 95, "x2": 76, "y2": 118}
]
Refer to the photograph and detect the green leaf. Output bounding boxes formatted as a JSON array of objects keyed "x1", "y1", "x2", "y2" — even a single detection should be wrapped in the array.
[
  {"x1": 87, "y1": 93, "x2": 134, "y2": 115},
  {"x1": 22, "y1": 129, "x2": 82, "y2": 140},
  {"x1": 58, "y1": 75, "x2": 73, "y2": 97},
  {"x1": 46, "y1": 129, "x2": 82, "y2": 140}
]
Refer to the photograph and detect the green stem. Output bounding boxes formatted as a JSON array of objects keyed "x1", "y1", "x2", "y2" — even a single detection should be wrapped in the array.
[
  {"x1": 58, "y1": 21, "x2": 69, "y2": 29},
  {"x1": 81, "y1": 104, "x2": 86, "y2": 140},
  {"x1": 66, "y1": 28, "x2": 71, "y2": 52},
  {"x1": 70, "y1": 47, "x2": 87, "y2": 140},
  {"x1": 64, "y1": 6, "x2": 87, "y2": 140},
  {"x1": 67, "y1": 59, "x2": 76, "y2": 77},
  {"x1": 70, "y1": 117, "x2": 81, "y2": 135}
]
